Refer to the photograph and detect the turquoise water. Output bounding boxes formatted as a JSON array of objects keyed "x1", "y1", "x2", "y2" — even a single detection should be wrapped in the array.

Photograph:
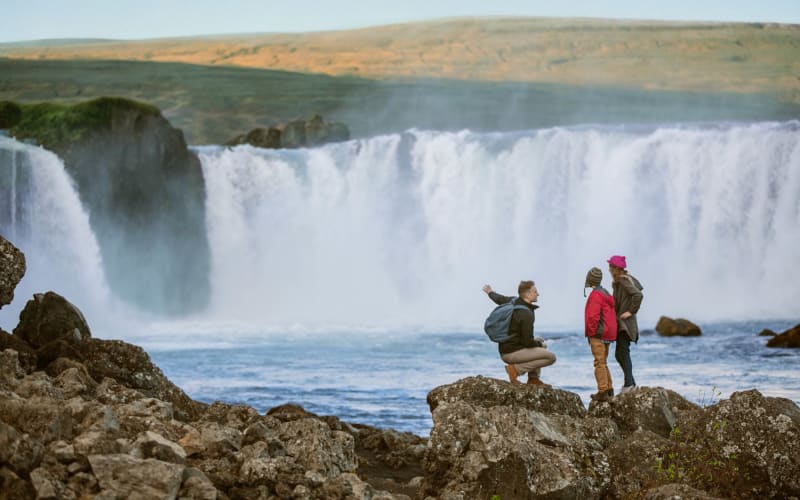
[{"x1": 144, "y1": 320, "x2": 800, "y2": 436}]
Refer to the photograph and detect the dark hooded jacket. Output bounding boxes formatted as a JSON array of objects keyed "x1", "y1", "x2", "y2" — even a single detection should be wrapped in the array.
[
  {"x1": 488, "y1": 292, "x2": 541, "y2": 355},
  {"x1": 612, "y1": 274, "x2": 644, "y2": 342}
]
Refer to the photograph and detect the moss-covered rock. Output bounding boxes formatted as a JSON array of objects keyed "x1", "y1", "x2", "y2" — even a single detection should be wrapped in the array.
[
  {"x1": 0, "y1": 101, "x2": 23, "y2": 129},
  {"x1": 9, "y1": 97, "x2": 210, "y2": 314},
  {"x1": 11, "y1": 97, "x2": 160, "y2": 149}
]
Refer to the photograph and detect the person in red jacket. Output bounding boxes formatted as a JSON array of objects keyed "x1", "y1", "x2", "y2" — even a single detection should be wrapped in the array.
[{"x1": 584, "y1": 267, "x2": 618, "y2": 402}]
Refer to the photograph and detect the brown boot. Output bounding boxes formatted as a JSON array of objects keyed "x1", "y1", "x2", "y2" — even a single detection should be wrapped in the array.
[
  {"x1": 505, "y1": 364, "x2": 520, "y2": 384},
  {"x1": 590, "y1": 390, "x2": 611, "y2": 402},
  {"x1": 527, "y1": 376, "x2": 551, "y2": 388}
]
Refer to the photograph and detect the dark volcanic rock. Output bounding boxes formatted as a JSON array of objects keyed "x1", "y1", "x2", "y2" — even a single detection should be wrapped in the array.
[
  {"x1": 78, "y1": 339, "x2": 205, "y2": 421},
  {"x1": 766, "y1": 324, "x2": 800, "y2": 348},
  {"x1": 227, "y1": 114, "x2": 350, "y2": 149},
  {"x1": 11, "y1": 97, "x2": 210, "y2": 315},
  {"x1": 14, "y1": 292, "x2": 91, "y2": 350},
  {"x1": 655, "y1": 316, "x2": 702, "y2": 336},
  {"x1": 605, "y1": 429, "x2": 669, "y2": 498},
  {"x1": 758, "y1": 328, "x2": 778, "y2": 337},
  {"x1": 588, "y1": 386, "x2": 700, "y2": 438},
  {"x1": 0, "y1": 234, "x2": 25, "y2": 308},
  {"x1": 427, "y1": 375, "x2": 586, "y2": 418}
]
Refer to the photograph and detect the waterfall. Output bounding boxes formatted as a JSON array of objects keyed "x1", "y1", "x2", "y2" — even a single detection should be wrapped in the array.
[
  {"x1": 196, "y1": 121, "x2": 800, "y2": 330},
  {"x1": 0, "y1": 137, "x2": 112, "y2": 329}
]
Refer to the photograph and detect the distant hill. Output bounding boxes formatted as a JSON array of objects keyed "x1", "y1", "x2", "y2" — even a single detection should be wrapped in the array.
[{"x1": 1, "y1": 17, "x2": 798, "y2": 102}]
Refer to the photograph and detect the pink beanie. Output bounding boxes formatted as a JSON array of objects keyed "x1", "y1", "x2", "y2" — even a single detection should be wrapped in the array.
[{"x1": 607, "y1": 255, "x2": 627, "y2": 269}]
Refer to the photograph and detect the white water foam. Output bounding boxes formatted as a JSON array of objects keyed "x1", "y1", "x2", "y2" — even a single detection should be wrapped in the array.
[
  {"x1": 195, "y1": 122, "x2": 800, "y2": 332},
  {"x1": 0, "y1": 137, "x2": 114, "y2": 330}
]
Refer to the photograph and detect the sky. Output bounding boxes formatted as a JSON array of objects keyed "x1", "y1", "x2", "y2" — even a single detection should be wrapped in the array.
[{"x1": 1, "y1": 0, "x2": 799, "y2": 43}]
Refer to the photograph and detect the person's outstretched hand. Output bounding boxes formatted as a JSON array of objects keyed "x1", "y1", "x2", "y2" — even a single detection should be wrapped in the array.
[{"x1": 482, "y1": 284, "x2": 493, "y2": 294}]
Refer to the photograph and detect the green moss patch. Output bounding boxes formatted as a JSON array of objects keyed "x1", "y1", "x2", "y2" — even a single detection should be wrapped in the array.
[{"x1": 12, "y1": 97, "x2": 161, "y2": 149}]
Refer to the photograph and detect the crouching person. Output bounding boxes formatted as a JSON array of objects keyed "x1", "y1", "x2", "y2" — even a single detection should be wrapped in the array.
[
  {"x1": 584, "y1": 267, "x2": 617, "y2": 402},
  {"x1": 482, "y1": 280, "x2": 556, "y2": 386}
]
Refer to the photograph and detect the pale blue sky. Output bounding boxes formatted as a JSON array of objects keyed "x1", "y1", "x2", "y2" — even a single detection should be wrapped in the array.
[{"x1": 1, "y1": 0, "x2": 799, "y2": 43}]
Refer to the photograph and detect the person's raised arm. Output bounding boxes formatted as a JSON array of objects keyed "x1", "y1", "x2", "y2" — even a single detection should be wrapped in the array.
[{"x1": 483, "y1": 284, "x2": 512, "y2": 305}]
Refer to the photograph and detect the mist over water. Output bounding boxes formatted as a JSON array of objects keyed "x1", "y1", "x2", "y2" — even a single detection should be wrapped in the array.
[
  {"x1": 2, "y1": 123, "x2": 799, "y2": 333},
  {"x1": 196, "y1": 122, "x2": 800, "y2": 332}
]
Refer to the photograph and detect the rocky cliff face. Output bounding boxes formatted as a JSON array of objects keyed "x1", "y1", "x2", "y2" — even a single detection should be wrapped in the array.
[{"x1": 9, "y1": 98, "x2": 210, "y2": 314}]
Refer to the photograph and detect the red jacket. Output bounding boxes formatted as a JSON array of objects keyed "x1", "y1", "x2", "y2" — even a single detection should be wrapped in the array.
[{"x1": 585, "y1": 286, "x2": 618, "y2": 341}]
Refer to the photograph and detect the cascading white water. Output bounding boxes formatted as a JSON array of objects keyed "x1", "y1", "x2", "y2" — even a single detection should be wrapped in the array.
[
  {"x1": 197, "y1": 122, "x2": 800, "y2": 331},
  {"x1": 0, "y1": 137, "x2": 112, "y2": 329}
]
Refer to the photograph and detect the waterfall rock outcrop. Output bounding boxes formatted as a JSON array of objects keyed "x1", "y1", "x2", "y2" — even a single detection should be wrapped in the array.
[
  {"x1": 7, "y1": 97, "x2": 210, "y2": 314},
  {"x1": 226, "y1": 114, "x2": 350, "y2": 149}
]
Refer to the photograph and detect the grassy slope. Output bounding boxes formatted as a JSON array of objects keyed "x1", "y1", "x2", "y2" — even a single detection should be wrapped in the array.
[
  {"x1": 2, "y1": 17, "x2": 798, "y2": 100},
  {"x1": 1, "y1": 18, "x2": 798, "y2": 144},
  {"x1": 2, "y1": 57, "x2": 798, "y2": 145}
]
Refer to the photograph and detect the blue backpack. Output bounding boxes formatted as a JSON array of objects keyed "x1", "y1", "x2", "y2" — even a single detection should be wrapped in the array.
[{"x1": 484, "y1": 298, "x2": 533, "y2": 343}]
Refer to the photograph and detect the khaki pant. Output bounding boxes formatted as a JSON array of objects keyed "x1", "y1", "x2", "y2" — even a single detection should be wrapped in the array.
[
  {"x1": 501, "y1": 347, "x2": 556, "y2": 379},
  {"x1": 589, "y1": 337, "x2": 613, "y2": 392}
]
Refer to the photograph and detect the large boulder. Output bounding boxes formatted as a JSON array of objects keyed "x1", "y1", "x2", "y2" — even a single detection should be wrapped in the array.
[
  {"x1": 669, "y1": 390, "x2": 800, "y2": 498},
  {"x1": 89, "y1": 453, "x2": 185, "y2": 499},
  {"x1": 13, "y1": 292, "x2": 91, "y2": 350},
  {"x1": 421, "y1": 399, "x2": 617, "y2": 499},
  {"x1": 655, "y1": 316, "x2": 702, "y2": 336},
  {"x1": 766, "y1": 324, "x2": 800, "y2": 348},
  {"x1": 0, "y1": 234, "x2": 25, "y2": 308},
  {"x1": 78, "y1": 339, "x2": 205, "y2": 421},
  {"x1": 604, "y1": 429, "x2": 670, "y2": 498},
  {"x1": 427, "y1": 375, "x2": 586, "y2": 418},
  {"x1": 11, "y1": 97, "x2": 210, "y2": 315},
  {"x1": 588, "y1": 386, "x2": 699, "y2": 438}
]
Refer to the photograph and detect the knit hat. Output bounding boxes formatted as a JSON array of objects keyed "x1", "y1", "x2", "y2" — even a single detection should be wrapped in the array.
[
  {"x1": 585, "y1": 267, "x2": 603, "y2": 288},
  {"x1": 607, "y1": 255, "x2": 627, "y2": 269}
]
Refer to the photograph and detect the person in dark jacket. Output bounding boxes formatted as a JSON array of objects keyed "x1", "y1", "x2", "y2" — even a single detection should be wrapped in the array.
[
  {"x1": 584, "y1": 267, "x2": 617, "y2": 402},
  {"x1": 608, "y1": 255, "x2": 644, "y2": 394},
  {"x1": 482, "y1": 280, "x2": 556, "y2": 386}
]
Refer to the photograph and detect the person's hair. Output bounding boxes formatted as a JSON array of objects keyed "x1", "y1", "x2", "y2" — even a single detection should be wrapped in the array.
[{"x1": 518, "y1": 280, "x2": 535, "y2": 296}]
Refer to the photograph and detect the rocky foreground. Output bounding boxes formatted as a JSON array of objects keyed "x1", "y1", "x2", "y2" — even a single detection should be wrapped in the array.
[{"x1": 1, "y1": 235, "x2": 799, "y2": 499}]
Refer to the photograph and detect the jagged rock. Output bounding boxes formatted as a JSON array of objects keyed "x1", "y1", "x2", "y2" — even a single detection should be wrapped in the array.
[
  {"x1": 279, "y1": 418, "x2": 357, "y2": 477},
  {"x1": 0, "y1": 349, "x2": 24, "y2": 389},
  {"x1": 588, "y1": 386, "x2": 700, "y2": 438},
  {"x1": 266, "y1": 402, "x2": 319, "y2": 422},
  {"x1": 676, "y1": 389, "x2": 800, "y2": 498},
  {"x1": 11, "y1": 97, "x2": 210, "y2": 315},
  {"x1": 643, "y1": 483, "x2": 724, "y2": 499},
  {"x1": 0, "y1": 420, "x2": 44, "y2": 476},
  {"x1": 758, "y1": 328, "x2": 778, "y2": 337},
  {"x1": 178, "y1": 467, "x2": 218, "y2": 500},
  {"x1": 0, "y1": 234, "x2": 25, "y2": 308},
  {"x1": 0, "y1": 331, "x2": 37, "y2": 373},
  {"x1": 89, "y1": 453, "x2": 185, "y2": 499},
  {"x1": 14, "y1": 371, "x2": 65, "y2": 400},
  {"x1": 54, "y1": 365, "x2": 97, "y2": 399},
  {"x1": 13, "y1": 292, "x2": 91, "y2": 350},
  {"x1": 655, "y1": 316, "x2": 702, "y2": 336},
  {"x1": 605, "y1": 429, "x2": 669, "y2": 498},
  {"x1": 0, "y1": 466, "x2": 36, "y2": 499},
  {"x1": 132, "y1": 430, "x2": 186, "y2": 464},
  {"x1": 29, "y1": 467, "x2": 64, "y2": 500},
  {"x1": 0, "y1": 392, "x2": 74, "y2": 443},
  {"x1": 78, "y1": 339, "x2": 205, "y2": 420},
  {"x1": 766, "y1": 324, "x2": 800, "y2": 348},
  {"x1": 179, "y1": 427, "x2": 206, "y2": 458},
  {"x1": 354, "y1": 423, "x2": 427, "y2": 471},
  {"x1": 427, "y1": 375, "x2": 586, "y2": 418},
  {"x1": 421, "y1": 399, "x2": 616, "y2": 499},
  {"x1": 197, "y1": 422, "x2": 243, "y2": 458},
  {"x1": 228, "y1": 115, "x2": 350, "y2": 149},
  {"x1": 201, "y1": 401, "x2": 262, "y2": 431}
]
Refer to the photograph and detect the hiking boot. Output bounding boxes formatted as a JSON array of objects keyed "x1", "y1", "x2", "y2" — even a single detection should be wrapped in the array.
[
  {"x1": 590, "y1": 391, "x2": 611, "y2": 402},
  {"x1": 505, "y1": 364, "x2": 520, "y2": 384},
  {"x1": 527, "y1": 377, "x2": 551, "y2": 388},
  {"x1": 620, "y1": 385, "x2": 637, "y2": 395},
  {"x1": 606, "y1": 388, "x2": 615, "y2": 398}
]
